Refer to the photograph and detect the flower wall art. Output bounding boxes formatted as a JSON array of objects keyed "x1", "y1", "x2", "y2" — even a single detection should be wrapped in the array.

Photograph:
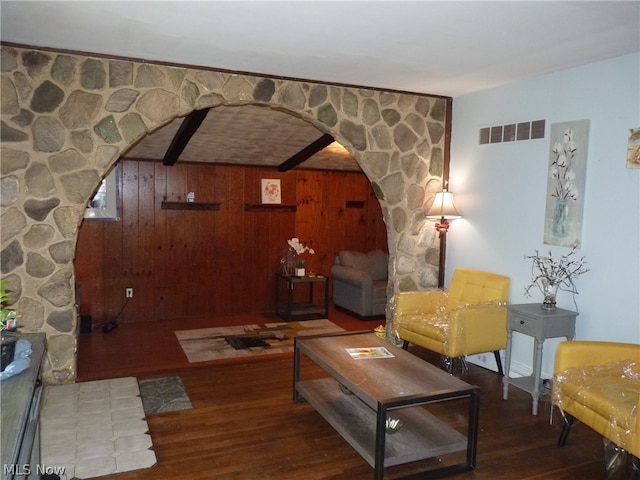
[
  {"x1": 543, "y1": 120, "x2": 589, "y2": 247},
  {"x1": 260, "y1": 178, "x2": 281, "y2": 204},
  {"x1": 627, "y1": 127, "x2": 640, "y2": 169}
]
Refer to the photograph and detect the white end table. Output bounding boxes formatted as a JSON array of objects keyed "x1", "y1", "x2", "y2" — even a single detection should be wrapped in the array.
[{"x1": 502, "y1": 303, "x2": 578, "y2": 415}]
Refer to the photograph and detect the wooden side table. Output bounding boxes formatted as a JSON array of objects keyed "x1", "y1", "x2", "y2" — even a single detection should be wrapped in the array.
[
  {"x1": 502, "y1": 303, "x2": 578, "y2": 415},
  {"x1": 274, "y1": 273, "x2": 328, "y2": 321}
]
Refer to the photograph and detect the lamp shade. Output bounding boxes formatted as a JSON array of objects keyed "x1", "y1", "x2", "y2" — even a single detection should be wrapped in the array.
[{"x1": 426, "y1": 190, "x2": 461, "y2": 220}]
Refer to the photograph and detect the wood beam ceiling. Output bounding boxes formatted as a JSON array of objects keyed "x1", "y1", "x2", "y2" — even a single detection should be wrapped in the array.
[
  {"x1": 277, "y1": 134, "x2": 335, "y2": 172},
  {"x1": 162, "y1": 109, "x2": 210, "y2": 166}
]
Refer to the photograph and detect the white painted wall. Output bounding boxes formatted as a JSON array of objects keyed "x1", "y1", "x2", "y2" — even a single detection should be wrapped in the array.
[{"x1": 448, "y1": 53, "x2": 640, "y2": 379}]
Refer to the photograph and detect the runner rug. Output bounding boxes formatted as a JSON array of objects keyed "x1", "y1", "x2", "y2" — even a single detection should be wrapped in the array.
[{"x1": 175, "y1": 319, "x2": 343, "y2": 363}]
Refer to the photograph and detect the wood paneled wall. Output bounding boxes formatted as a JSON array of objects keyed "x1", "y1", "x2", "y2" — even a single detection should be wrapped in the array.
[{"x1": 75, "y1": 159, "x2": 387, "y2": 324}]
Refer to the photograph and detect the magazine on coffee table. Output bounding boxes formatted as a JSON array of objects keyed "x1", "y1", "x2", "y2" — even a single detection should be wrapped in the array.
[{"x1": 346, "y1": 347, "x2": 395, "y2": 359}]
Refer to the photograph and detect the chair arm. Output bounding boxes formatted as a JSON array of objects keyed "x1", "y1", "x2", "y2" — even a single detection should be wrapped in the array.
[
  {"x1": 330, "y1": 265, "x2": 372, "y2": 289},
  {"x1": 553, "y1": 341, "x2": 640, "y2": 374},
  {"x1": 393, "y1": 290, "x2": 446, "y2": 316},
  {"x1": 446, "y1": 304, "x2": 508, "y2": 356}
]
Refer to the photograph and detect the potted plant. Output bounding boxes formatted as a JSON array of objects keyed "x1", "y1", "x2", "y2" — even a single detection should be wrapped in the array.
[
  {"x1": 1, "y1": 280, "x2": 19, "y2": 371},
  {"x1": 294, "y1": 259, "x2": 306, "y2": 277}
]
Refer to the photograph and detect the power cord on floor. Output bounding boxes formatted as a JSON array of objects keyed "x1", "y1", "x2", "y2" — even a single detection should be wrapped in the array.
[{"x1": 93, "y1": 297, "x2": 130, "y2": 333}]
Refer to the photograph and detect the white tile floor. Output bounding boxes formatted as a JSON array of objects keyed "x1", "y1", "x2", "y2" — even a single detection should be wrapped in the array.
[{"x1": 40, "y1": 377, "x2": 157, "y2": 479}]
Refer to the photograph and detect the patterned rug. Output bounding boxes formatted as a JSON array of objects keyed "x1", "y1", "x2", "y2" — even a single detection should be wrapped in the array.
[
  {"x1": 138, "y1": 376, "x2": 192, "y2": 414},
  {"x1": 175, "y1": 319, "x2": 343, "y2": 363}
]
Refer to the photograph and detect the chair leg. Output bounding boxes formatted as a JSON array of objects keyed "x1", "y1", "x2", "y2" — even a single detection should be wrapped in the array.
[
  {"x1": 558, "y1": 414, "x2": 575, "y2": 447},
  {"x1": 439, "y1": 356, "x2": 454, "y2": 374},
  {"x1": 460, "y1": 356, "x2": 469, "y2": 373},
  {"x1": 493, "y1": 350, "x2": 504, "y2": 376}
]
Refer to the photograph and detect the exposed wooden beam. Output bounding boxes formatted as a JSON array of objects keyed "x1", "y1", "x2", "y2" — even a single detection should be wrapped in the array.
[
  {"x1": 277, "y1": 133, "x2": 334, "y2": 172},
  {"x1": 162, "y1": 109, "x2": 210, "y2": 166}
]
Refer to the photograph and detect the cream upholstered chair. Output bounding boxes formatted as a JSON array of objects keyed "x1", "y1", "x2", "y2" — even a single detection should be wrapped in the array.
[{"x1": 393, "y1": 268, "x2": 510, "y2": 374}]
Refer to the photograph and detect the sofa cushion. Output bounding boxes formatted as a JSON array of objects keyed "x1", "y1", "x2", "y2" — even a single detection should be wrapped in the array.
[
  {"x1": 396, "y1": 313, "x2": 449, "y2": 342},
  {"x1": 338, "y1": 250, "x2": 388, "y2": 281},
  {"x1": 338, "y1": 250, "x2": 368, "y2": 271},
  {"x1": 555, "y1": 361, "x2": 639, "y2": 431}
]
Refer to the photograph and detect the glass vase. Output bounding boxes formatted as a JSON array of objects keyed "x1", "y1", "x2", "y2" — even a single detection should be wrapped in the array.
[
  {"x1": 540, "y1": 278, "x2": 558, "y2": 311},
  {"x1": 552, "y1": 198, "x2": 569, "y2": 238},
  {"x1": 280, "y1": 249, "x2": 296, "y2": 276}
]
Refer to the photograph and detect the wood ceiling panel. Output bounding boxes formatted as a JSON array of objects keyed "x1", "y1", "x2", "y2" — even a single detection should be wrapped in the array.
[{"x1": 122, "y1": 105, "x2": 360, "y2": 171}]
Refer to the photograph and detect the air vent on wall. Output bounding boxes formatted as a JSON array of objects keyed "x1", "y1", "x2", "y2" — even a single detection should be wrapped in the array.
[{"x1": 479, "y1": 119, "x2": 545, "y2": 145}]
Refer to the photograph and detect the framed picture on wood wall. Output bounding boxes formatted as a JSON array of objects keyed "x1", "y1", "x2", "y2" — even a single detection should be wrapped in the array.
[
  {"x1": 84, "y1": 164, "x2": 120, "y2": 221},
  {"x1": 261, "y1": 179, "x2": 282, "y2": 204}
]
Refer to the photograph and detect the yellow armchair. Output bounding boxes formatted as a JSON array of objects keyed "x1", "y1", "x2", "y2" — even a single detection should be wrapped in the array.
[
  {"x1": 552, "y1": 341, "x2": 640, "y2": 461},
  {"x1": 393, "y1": 268, "x2": 510, "y2": 374}
]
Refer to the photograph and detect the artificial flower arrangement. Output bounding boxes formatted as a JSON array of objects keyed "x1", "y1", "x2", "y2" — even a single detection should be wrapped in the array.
[
  {"x1": 287, "y1": 237, "x2": 314, "y2": 267},
  {"x1": 523, "y1": 246, "x2": 588, "y2": 309}
]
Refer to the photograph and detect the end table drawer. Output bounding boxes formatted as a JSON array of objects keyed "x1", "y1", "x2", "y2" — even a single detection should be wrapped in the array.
[{"x1": 508, "y1": 316, "x2": 540, "y2": 336}]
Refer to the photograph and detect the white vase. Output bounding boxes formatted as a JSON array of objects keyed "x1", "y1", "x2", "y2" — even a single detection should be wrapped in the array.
[{"x1": 295, "y1": 267, "x2": 305, "y2": 277}]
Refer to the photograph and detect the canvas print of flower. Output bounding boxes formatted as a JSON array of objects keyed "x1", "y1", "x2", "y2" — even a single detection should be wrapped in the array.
[
  {"x1": 543, "y1": 120, "x2": 589, "y2": 247},
  {"x1": 261, "y1": 178, "x2": 282, "y2": 204},
  {"x1": 627, "y1": 127, "x2": 640, "y2": 169}
]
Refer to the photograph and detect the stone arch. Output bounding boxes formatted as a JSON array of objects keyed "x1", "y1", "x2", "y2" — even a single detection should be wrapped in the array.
[{"x1": 1, "y1": 46, "x2": 444, "y2": 384}]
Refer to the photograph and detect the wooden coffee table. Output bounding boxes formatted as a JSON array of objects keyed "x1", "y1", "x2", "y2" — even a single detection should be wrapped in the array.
[{"x1": 293, "y1": 331, "x2": 480, "y2": 480}]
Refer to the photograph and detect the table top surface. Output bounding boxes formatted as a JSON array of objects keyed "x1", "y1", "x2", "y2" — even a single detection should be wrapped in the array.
[
  {"x1": 276, "y1": 273, "x2": 327, "y2": 283},
  {"x1": 507, "y1": 303, "x2": 578, "y2": 317},
  {"x1": 296, "y1": 332, "x2": 476, "y2": 407}
]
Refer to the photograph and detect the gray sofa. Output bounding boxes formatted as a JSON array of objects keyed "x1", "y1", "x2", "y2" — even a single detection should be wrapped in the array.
[{"x1": 331, "y1": 250, "x2": 389, "y2": 318}]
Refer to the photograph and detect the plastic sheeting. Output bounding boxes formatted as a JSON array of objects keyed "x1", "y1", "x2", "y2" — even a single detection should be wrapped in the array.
[
  {"x1": 0, "y1": 338, "x2": 32, "y2": 380},
  {"x1": 391, "y1": 289, "x2": 506, "y2": 357},
  {"x1": 553, "y1": 360, "x2": 640, "y2": 478}
]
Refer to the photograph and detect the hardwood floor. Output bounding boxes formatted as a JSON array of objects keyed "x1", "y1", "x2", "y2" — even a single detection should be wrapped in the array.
[{"x1": 77, "y1": 307, "x2": 634, "y2": 479}]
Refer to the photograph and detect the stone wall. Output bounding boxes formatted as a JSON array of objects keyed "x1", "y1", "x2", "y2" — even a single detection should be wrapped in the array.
[{"x1": 0, "y1": 46, "x2": 446, "y2": 384}]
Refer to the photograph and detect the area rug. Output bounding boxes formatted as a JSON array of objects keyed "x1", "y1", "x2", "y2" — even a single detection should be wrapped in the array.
[
  {"x1": 40, "y1": 377, "x2": 156, "y2": 480},
  {"x1": 138, "y1": 376, "x2": 192, "y2": 414},
  {"x1": 175, "y1": 319, "x2": 343, "y2": 363}
]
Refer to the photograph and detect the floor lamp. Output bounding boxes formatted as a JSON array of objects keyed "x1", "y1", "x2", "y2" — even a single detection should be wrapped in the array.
[{"x1": 426, "y1": 190, "x2": 461, "y2": 288}]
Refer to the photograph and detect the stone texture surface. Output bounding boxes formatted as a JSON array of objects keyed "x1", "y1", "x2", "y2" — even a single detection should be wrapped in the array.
[{"x1": 0, "y1": 46, "x2": 447, "y2": 384}]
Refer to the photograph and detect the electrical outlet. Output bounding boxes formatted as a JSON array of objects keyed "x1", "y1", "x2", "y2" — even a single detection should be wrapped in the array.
[{"x1": 126, "y1": 288, "x2": 133, "y2": 298}]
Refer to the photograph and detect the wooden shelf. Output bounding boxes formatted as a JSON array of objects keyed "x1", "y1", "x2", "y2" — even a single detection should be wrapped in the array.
[
  {"x1": 244, "y1": 204, "x2": 297, "y2": 212},
  {"x1": 509, "y1": 375, "x2": 538, "y2": 395},
  {"x1": 161, "y1": 201, "x2": 220, "y2": 211},
  {"x1": 296, "y1": 378, "x2": 468, "y2": 468}
]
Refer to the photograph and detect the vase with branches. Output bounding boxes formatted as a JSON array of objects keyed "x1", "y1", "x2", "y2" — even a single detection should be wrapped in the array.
[{"x1": 524, "y1": 247, "x2": 588, "y2": 311}]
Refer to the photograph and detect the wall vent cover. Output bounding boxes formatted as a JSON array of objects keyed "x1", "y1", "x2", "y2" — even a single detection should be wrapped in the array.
[{"x1": 479, "y1": 119, "x2": 545, "y2": 145}]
